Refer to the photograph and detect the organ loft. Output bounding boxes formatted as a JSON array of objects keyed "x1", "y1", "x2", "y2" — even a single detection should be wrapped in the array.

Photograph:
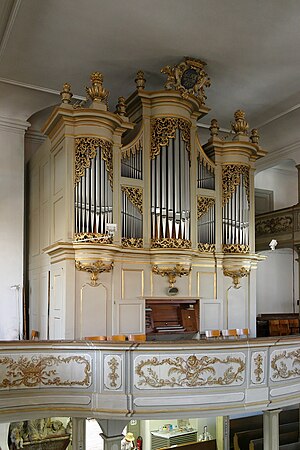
[{"x1": 28, "y1": 57, "x2": 267, "y2": 339}]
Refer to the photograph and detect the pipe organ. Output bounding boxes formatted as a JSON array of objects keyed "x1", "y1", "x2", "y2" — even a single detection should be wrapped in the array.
[{"x1": 30, "y1": 58, "x2": 267, "y2": 340}]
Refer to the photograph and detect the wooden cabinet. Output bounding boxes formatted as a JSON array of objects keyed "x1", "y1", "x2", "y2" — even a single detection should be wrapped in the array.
[{"x1": 146, "y1": 298, "x2": 199, "y2": 337}]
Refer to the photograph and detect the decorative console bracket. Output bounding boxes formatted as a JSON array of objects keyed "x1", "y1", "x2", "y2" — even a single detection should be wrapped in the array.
[
  {"x1": 75, "y1": 260, "x2": 113, "y2": 286},
  {"x1": 223, "y1": 267, "x2": 250, "y2": 289},
  {"x1": 152, "y1": 264, "x2": 191, "y2": 288}
]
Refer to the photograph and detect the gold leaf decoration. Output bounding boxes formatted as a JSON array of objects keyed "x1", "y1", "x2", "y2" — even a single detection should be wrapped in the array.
[
  {"x1": 222, "y1": 164, "x2": 249, "y2": 206},
  {"x1": 107, "y1": 357, "x2": 120, "y2": 388},
  {"x1": 121, "y1": 186, "x2": 143, "y2": 214},
  {"x1": 135, "y1": 354, "x2": 245, "y2": 388},
  {"x1": 74, "y1": 232, "x2": 113, "y2": 244},
  {"x1": 75, "y1": 137, "x2": 113, "y2": 187},
  {"x1": 121, "y1": 238, "x2": 144, "y2": 248},
  {"x1": 222, "y1": 244, "x2": 250, "y2": 254},
  {"x1": 271, "y1": 348, "x2": 300, "y2": 381},
  {"x1": 151, "y1": 118, "x2": 191, "y2": 159},
  {"x1": 198, "y1": 243, "x2": 216, "y2": 253},
  {"x1": 0, "y1": 355, "x2": 91, "y2": 389},
  {"x1": 253, "y1": 353, "x2": 264, "y2": 383},
  {"x1": 151, "y1": 238, "x2": 191, "y2": 249},
  {"x1": 197, "y1": 196, "x2": 215, "y2": 219}
]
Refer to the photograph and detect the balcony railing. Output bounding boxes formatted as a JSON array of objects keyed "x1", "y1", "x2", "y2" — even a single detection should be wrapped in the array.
[
  {"x1": 255, "y1": 203, "x2": 300, "y2": 251},
  {"x1": 1, "y1": 337, "x2": 300, "y2": 422}
]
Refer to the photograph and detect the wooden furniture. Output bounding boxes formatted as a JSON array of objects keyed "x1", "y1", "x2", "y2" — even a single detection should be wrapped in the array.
[
  {"x1": 205, "y1": 330, "x2": 221, "y2": 339},
  {"x1": 84, "y1": 335, "x2": 107, "y2": 341},
  {"x1": 128, "y1": 334, "x2": 146, "y2": 342},
  {"x1": 236, "y1": 328, "x2": 249, "y2": 338},
  {"x1": 234, "y1": 422, "x2": 299, "y2": 450},
  {"x1": 157, "y1": 441, "x2": 217, "y2": 450},
  {"x1": 257, "y1": 314, "x2": 299, "y2": 337},
  {"x1": 222, "y1": 329, "x2": 237, "y2": 338},
  {"x1": 146, "y1": 298, "x2": 199, "y2": 337},
  {"x1": 151, "y1": 430, "x2": 198, "y2": 450},
  {"x1": 250, "y1": 430, "x2": 299, "y2": 450}
]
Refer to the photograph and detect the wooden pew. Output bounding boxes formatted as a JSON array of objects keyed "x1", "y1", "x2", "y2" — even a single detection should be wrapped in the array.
[
  {"x1": 280, "y1": 443, "x2": 300, "y2": 450},
  {"x1": 249, "y1": 430, "x2": 299, "y2": 450},
  {"x1": 234, "y1": 422, "x2": 299, "y2": 450},
  {"x1": 230, "y1": 408, "x2": 299, "y2": 449}
]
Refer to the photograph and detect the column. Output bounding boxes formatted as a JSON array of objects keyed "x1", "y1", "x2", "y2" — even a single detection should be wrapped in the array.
[
  {"x1": 72, "y1": 418, "x2": 86, "y2": 450},
  {"x1": 263, "y1": 409, "x2": 282, "y2": 450},
  {"x1": 97, "y1": 419, "x2": 129, "y2": 450},
  {"x1": 0, "y1": 117, "x2": 29, "y2": 339},
  {"x1": 216, "y1": 415, "x2": 230, "y2": 450}
]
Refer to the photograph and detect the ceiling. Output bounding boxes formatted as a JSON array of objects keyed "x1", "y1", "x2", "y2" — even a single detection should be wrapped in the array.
[{"x1": 1, "y1": 0, "x2": 300, "y2": 169}]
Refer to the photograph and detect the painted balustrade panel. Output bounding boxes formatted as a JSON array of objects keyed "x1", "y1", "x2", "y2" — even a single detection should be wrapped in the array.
[{"x1": 0, "y1": 352, "x2": 92, "y2": 389}]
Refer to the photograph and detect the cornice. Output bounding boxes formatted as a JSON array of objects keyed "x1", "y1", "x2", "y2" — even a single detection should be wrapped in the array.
[
  {"x1": 0, "y1": 0, "x2": 22, "y2": 62},
  {"x1": 25, "y1": 129, "x2": 47, "y2": 145},
  {"x1": 0, "y1": 115, "x2": 30, "y2": 133},
  {"x1": 256, "y1": 140, "x2": 300, "y2": 172}
]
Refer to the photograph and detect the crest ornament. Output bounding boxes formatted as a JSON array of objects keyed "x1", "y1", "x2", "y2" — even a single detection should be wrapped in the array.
[
  {"x1": 161, "y1": 57, "x2": 211, "y2": 104},
  {"x1": 86, "y1": 72, "x2": 109, "y2": 104}
]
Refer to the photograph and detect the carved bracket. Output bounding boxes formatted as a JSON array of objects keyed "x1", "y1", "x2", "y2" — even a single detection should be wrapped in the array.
[
  {"x1": 152, "y1": 264, "x2": 191, "y2": 288},
  {"x1": 75, "y1": 260, "x2": 113, "y2": 286},
  {"x1": 223, "y1": 267, "x2": 250, "y2": 289}
]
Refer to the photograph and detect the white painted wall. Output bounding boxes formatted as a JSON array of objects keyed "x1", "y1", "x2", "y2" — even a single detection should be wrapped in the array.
[
  {"x1": 255, "y1": 166, "x2": 298, "y2": 209},
  {"x1": 256, "y1": 249, "x2": 299, "y2": 314},
  {"x1": 0, "y1": 121, "x2": 27, "y2": 340}
]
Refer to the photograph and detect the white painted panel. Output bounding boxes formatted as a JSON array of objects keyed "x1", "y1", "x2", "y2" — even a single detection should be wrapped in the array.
[
  {"x1": 122, "y1": 269, "x2": 144, "y2": 299},
  {"x1": 54, "y1": 147, "x2": 65, "y2": 195},
  {"x1": 53, "y1": 316, "x2": 62, "y2": 339},
  {"x1": 200, "y1": 300, "x2": 222, "y2": 332},
  {"x1": 53, "y1": 196, "x2": 65, "y2": 242},
  {"x1": 228, "y1": 286, "x2": 246, "y2": 329},
  {"x1": 29, "y1": 275, "x2": 40, "y2": 332},
  {"x1": 52, "y1": 270, "x2": 63, "y2": 310},
  {"x1": 40, "y1": 203, "x2": 50, "y2": 249},
  {"x1": 81, "y1": 284, "x2": 107, "y2": 338},
  {"x1": 41, "y1": 160, "x2": 50, "y2": 203},
  {"x1": 40, "y1": 271, "x2": 49, "y2": 339},
  {"x1": 30, "y1": 167, "x2": 39, "y2": 211},
  {"x1": 116, "y1": 301, "x2": 144, "y2": 334},
  {"x1": 197, "y1": 272, "x2": 216, "y2": 299},
  {"x1": 30, "y1": 209, "x2": 40, "y2": 256}
]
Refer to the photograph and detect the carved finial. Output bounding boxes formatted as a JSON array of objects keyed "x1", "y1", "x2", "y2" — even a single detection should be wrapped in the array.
[
  {"x1": 116, "y1": 96, "x2": 126, "y2": 116},
  {"x1": 86, "y1": 72, "x2": 109, "y2": 103},
  {"x1": 250, "y1": 128, "x2": 259, "y2": 144},
  {"x1": 231, "y1": 110, "x2": 249, "y2": 135},
  {"x1": 209, "y1": 118, "x2": 219, "y2": 137},
  {"x1": 135, "y1": 70, "x2": 146, "y2": 90},
  {"x1": 60, "y1": 83, "x2": 73, "y2": 104}
]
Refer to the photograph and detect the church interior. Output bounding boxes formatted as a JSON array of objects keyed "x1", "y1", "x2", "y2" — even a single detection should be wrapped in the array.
[{"x1": 0, "y1": 1, "x2": 300, "y2": 449}]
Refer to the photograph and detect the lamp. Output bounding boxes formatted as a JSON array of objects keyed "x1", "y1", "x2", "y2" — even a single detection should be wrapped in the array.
[{"x1": 269, "y1": 239, "x2": 278, "y2": 251}]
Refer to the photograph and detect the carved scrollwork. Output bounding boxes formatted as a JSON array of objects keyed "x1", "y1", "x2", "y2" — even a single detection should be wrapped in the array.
[
  {"x1": 161, "y1": 57, "x2": 211, "y2": 104},
  {"x1": 107, "y1": 357, "x2": 120, "y2": 388},
  {"x1": 198, "y1": 243, "x2": 216, "y2": 253},
  {"x1": 135, "y1": 353, "x2": 245, "y2": 389},
  {"x1": 75, "y1": 260, "x2": 113, "y2": 286},
  {"x1": 197, "y1": 196, "x2": 215, "y2": 219},
  {"x1": 0, "y1": 354, "x2": 91, "y2": 389},
  {"x1": 222, "y1": 164, "x2": 250, "y2": 206},
  {"x1": 231, "y1": 110, "x2": 249, "y2": 136},
  {"x1": 121, "y1": 186, "x2": 143, "y2": 214},
  {"x1": 151, "y1": 238, "x2": 191, "y2": 249},
  {"x1": 253, "y1": 353, "x2": 264, "y2": 383},
  {"x1": 74, "y1": 232, "x2": 113, "y2": 244},
  {"x1": 271, "y1": 348, "x2": 300, "y2": 381},
  {"x1": 222, "y1": 244, "x2": 250, "y2": 254},
  {"x1": 150, "y1": 118, "x2": 191, "y2": 159},
  {"x1": 255, "y1": 215, "x2": 293, "y2": 235},
  {"x1": 75, "y1": 137, "x2": 113, "y2": 187},
  {"x1": 223, "y1": 267, "x2": 250, "y2": 288},
  {"x1": 152, "y1": 264, "x2": 191, "y2": 288},
  {"x1": 85, "y1": 71, "x2": 109, "y2": 104},
  {"x1": 121, "y1": 238, "x2": 144, "y2": 248}
]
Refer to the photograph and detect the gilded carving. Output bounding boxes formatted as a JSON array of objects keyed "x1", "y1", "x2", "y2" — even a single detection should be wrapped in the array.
[
  {"x1": 223, "y1": 267, "x2": 250, "y2": 288},
  {"x1": 197, "y1": 196, "x2": 215, "y2": 219},
  {"x1": 253, "y1": 353, "x2": 264, "y2": 383},
  {"x1": 271, "y1": 348, "x2": 300, "y2": 381},
  {"x1": 255, "y1": 216, "x2": 293, "y2": 235},
  {"x1": 222, "y1": 244, "x2": 250, "y2": 254},
  {"x1": 161, "y1": 57, "x2": 211, "y2": 104},
  {"x1": 86, "y1": 71, "x2": 109, "y2": 104},
  {"x1": 122, "y1": 238, "x2": 144, "y2": 248},
  {"x1": 135, "y1": 70, "x2": 146, "y2": 90},
  {"x1": 107, "y1": 357, "x2": 120, "y2": 388},
  {"x1": 151, "y1": 238, "x2": 191, "y2": 249},
  {"x1": 60, "y1": 82, "x2": 73, "y2": 104},
  {"x1": 74, "y1": 232, "x2": 113, "y2": 244},
  {"x1": 75, "y1": 137, "x2": 113, "y2": 187},
  {"x1": 121, "y1": 186, "x2": 143, "y2": 214},
  {"x1": 121, "y1": 134, "x2": 143, "y2": 159},
  {"x1": 135, "y1": 354, "x2": 245, "y2": 389},
  {"x1": 150, "y1": 118, "x2": 191, "y2": 159},
  {"x1": 198, "y1": 243, "x2": 216, "y2": 253},
  {"x1": 209, "y1": 118, "x2": 220, "y2": 137},
  {"x1": 222, "y1": 164, "x2": 250, "y2": 205},
  {"x1": 75, "y1": 260, "x2": 113, "y2": 286},
  {"x1": 0, "y1": 355, "x2": 91, "y2": 389},
  {"x1": 152, "y1": 264, "x2": 191, "y2": 288},
  {"x1": 231, "y1": 110, "x2": 249, "y2": 135}
]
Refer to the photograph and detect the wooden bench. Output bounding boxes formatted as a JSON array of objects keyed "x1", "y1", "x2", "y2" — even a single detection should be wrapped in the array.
[
  {"x1": 249, "y1": 430, "x2": 299, "y2": 450},
  {"x1": 230, "y1": 408, "x2": 299, "y2": 449},
  {"x1": 280, "y1": 443, "x2": 300, "y2": 450},
  {"x1": 234, "y1": 422, "x2": 299, "y2": 450}
]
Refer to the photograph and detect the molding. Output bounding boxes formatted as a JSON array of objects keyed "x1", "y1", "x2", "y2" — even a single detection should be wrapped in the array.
[
  {"x1": 0, "y1": 115, "x2": 30, "y2": 132},
  {"x1": 197, "y1": 121, "x2": 231, "y2": 133},
  {"x1": 254, "y1": 103, "x2": 300, "y2": 129},
  {"x1": 25, "y1": 129, "x2": 47, "y2": 145},
  {"x1": 256, "y1": 140, "x2": 300, "y2": 172},
  {"x1": 0, "y1": 0, "x2": 22, "y2": 62},
  {"x1": 0, "y1": 76, "x2": 86, "y2": 100}
]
